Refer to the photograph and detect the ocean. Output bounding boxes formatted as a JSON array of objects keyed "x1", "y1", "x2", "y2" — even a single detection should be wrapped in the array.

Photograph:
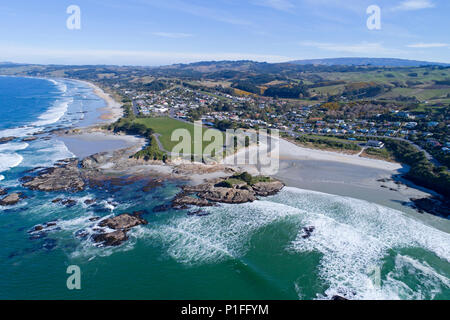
[{"x1": 0, "y1": 76, "x2": 449, "y2": 300}]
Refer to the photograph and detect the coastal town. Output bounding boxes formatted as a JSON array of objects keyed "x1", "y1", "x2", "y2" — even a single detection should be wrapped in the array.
[{"x1": 117, "y1": 78, "x2": 449, "y2": 164}]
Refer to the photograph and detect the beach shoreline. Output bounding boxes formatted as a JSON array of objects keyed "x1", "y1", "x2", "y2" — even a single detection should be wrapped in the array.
[{"x1": 72, "y1": 79, "x2": 123, "y2": 124}]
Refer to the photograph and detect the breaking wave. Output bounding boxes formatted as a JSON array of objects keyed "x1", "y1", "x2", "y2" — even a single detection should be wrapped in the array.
[{"x1": 140, "y1": 187, "x2": 450, "y2": 300}]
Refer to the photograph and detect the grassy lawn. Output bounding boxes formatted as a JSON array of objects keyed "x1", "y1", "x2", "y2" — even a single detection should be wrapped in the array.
[
  {"x1": 362, "y1": 147, "x2": 394, "y2": 161},
  {"x1": 133, "y1": 117, "x2": 225, "y2": 155},
  {"x1": 307, "y1": 134, "x2": 366, "y2": 144}
]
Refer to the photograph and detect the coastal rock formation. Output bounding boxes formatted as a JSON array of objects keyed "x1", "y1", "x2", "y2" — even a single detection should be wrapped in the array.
[
  {"x1": 198, "y1": 187, "x2": 257, "y2": 204},
  {"x1": 98, "y1": 212, "x2": 148, "y2": 230},
  {"x1": 252, "y1": 181, "x2": 286, "y2": 197},
  {"x1": 332, "y1": 295, "x2": 349, "y2": 301},
  {"x1": 182, "y1": 183, "x2": 214, "y2": 193},
  {"x1": 0, "y1": 136, "x2": 16, "y2": 144},
  {"x1": 410, "y1": 197, "x2": 450, "y2": 218},
  {"x1": 92, "y1": 212, "x2": 148, "y2": 247},
  {"x1": 92, "y1": 230, "x2": 128, "y2": 247},
  {"x1": 52, "y1": 198, "x2": 77, "y2": 207},
  {"x1": 22, "y1": 159, "x2": 85, "y2": 192},
  {"x1": 172, "y1": 175, "x2": 285, "y2": 208},
  {"x1": 84, "y1": 199, "x2": 97, "y2": 205},
  {"x1": 172, "y1": 195, "x2": 213, "y2": 208},
  {"x1": 0, "y1": 193, "x2": 24, "y2": 206},
  {"x1": 301, "y1": 226, "x2": 315, "y2": 239},
  {"x1": 80, "y1": 152, "x2": 109, "y2": 169},
  {"x1": 21, "y1": 136, "x2": 38, "y2": 142}
]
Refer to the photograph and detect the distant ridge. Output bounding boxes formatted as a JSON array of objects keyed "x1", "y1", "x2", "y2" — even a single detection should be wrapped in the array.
[{"x1": 289, "y1": 57, "x2": 449, "y2": 67}]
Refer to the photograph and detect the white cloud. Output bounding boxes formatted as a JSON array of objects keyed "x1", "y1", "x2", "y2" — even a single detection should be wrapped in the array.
[
  {"x1": 253, "y1": 0, "x2": 294, "y2": 11},
  {"x1": 407, "y1": 43, "x2": 449, "y2": 48},
  {"x1": 393, "y1": 0, "x2": 435, "y2": 11},
  {"x1": 299, "y1": 41, "x2": 403, "y2": 55},
  {"x1": 152, "y1": 32, "x2": 193, "y2": 38}
]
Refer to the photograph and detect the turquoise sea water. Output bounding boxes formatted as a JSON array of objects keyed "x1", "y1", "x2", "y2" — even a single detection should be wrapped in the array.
[{"x1": 0, "y1": 77, "x2": 449, "y2": 300}]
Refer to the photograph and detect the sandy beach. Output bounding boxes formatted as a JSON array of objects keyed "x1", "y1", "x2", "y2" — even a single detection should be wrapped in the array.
[
  {"x1": 58, "y1": 131, "x2": 146, "y2": 159},
  {"x1": 75, "y1": 79, "x2": 123, "y2": 123},
  {"x1": 277, "y1": 137, "x2": 402, "y2": 171},
  {"x1": 219, "y1": 132, "x2": 449, "y2": 226}
]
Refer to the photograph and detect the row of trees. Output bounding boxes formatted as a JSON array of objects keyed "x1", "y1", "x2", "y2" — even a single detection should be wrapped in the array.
[
  {"x1": 295, "y1": 135, "x2": 361, "y2": 151},
  {"x1": 382, "y1": 139, "x2": 450, "y2": 197},
  {"x1": 108, "y1": 119, "x2": 166, "y2": 161}
]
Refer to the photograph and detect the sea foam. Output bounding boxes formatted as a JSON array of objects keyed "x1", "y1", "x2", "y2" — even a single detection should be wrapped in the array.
[{"x1": 140, "y1": 187, "x2": 450, "y2": 300}]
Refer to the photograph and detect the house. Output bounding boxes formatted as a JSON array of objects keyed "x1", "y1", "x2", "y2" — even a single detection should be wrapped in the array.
[{"x1": 367, "y1": 140, "x2": 385, "y2": 148}]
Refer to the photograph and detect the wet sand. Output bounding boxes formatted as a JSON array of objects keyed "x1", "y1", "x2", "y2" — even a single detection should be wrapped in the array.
[
  {"x1": 57, "y1": 132, "x2": 145, "y2": 159},
  {"x1": 274, "y1": 158, "x2": 450, "y2": 232}
]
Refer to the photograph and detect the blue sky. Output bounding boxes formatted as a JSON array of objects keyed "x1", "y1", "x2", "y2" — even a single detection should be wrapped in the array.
[{"x1": 0, "y1": 0, "x2": 448, "y2": 65}]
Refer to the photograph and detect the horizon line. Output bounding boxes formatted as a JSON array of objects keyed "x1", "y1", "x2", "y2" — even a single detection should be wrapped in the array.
[{"x1": 1, "y1": 56, "x2": 450, "y2": 68}]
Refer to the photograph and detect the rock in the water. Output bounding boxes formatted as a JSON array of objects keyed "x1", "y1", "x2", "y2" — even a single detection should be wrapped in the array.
[
  {"x1": 142, "y1": 179, "x2": 163, "y2": 192},
  {"x1": 198, "y1": 187, "x2": 256, "y2": 204},
  {"x1": 84, "y1": 199, "x2": 97, "y2": 205},
  {"x1": 52, "y1": 198, "x2": 77, "y2": 207},
  {"x1": 21, "y1": 136, "x2": 38, "y2": 142},
  {"x1": 22, "y1": 159, "x2": 85, "y2": 192},
  {"x1": 30, "y1": 225, "x2": 44, "y2": 232},
  {"x1": 301, "y1": 226, "x2": 315, "y2": 239},
  {"x1": 0, "y1": 136, "x2": 16, "y2": 144},
  {"x1": 252, "y1": 181, "x2": 285, "y2": 197},
  {"x1": 332, "y1": 295, "x2": 348, "y2": 301},
  {"x1": 172, "y1": 195, "x2": 213, "y2": 208},
  {"x1": 410, "y1": 197, "x2": 450, "y2": 218},
  {"x1": 173, "y1": 176, "x2": 284, "y2": 208},
  {"x1": 92, "y1": 230, "x2": 128, "y2": 247},
  {"x1": 92, "y1": 212, "x2": 148, "y2": 247},
  {"x1": 98, "y1": 212, "x2": 148, "y2": 230},
  {"x1": 0, "y1": 188, "x2": 7, "y2": 196},
  {"x1": 0, "y1": 193, "x2": 23, "y2": 206},
  {"x1": 153, "y1": 204, "x2": 172, "y2": 213}
]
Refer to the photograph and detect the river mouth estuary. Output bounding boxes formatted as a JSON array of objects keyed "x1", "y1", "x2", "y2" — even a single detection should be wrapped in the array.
[{"x1": 0, "y1": 77, "x2": 449, "y2": 300}]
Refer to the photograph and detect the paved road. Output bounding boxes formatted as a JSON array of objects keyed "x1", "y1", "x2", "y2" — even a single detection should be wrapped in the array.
[{"x1": 132, "y1": 101, "x2": 139, "y2": 116}]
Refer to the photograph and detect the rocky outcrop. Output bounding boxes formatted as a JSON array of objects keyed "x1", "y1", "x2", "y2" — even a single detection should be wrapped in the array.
[
  {"x1": 410, "y1": 197, "x2": 450, "y2": 218},
  {"x1": 52, "y1": 198, "x2": 77, "y2": 207},
  {"x1": 80, "y1": 152, "x2": 109, "y2": 169},
  {"x1": 301, "y1": 226, "x2": 315, "y2": 239},
  {"x1": 252, "y1": 181, "x2": 285, "y2": 197},
  {"x1": 0, "y1": 193, "x2": 24, "y2": 206},
  {"x1": 172, "y1": 195, "x2": 213, "y2": 208},
  {"x1": 198, "y1": 187, "x2": 257, "y2": 204},
  {"x1": 0, "y1": 136, "x2": 16, "y2": 144},
  {"x1": 172, "y1": 177, "x2": 285, "y2": 209},
  {"x1": 84, "y1": 199, "x2": 97, "y2": 206},
  {"x1": 332, "y1": 295, "x2": 348, "y2": 301},
  {"x1": 21, "y1": 136, "x2": 38, "y2": 142},
  {"x1": 98, "y1": 212, "x2": 148, "y2": 230},
  {"x1": 92, "y1": 212, "x2": 148, "y2": 247},
  {"x1": 92, "y1": 230, "x2": 128, "y2": 247},
  {"x1": 22, "y1": 159, "x2": 85, "y2": 192},
  {"x1": 182, "y1": 183, "x2": 214, "y2": 193}
]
